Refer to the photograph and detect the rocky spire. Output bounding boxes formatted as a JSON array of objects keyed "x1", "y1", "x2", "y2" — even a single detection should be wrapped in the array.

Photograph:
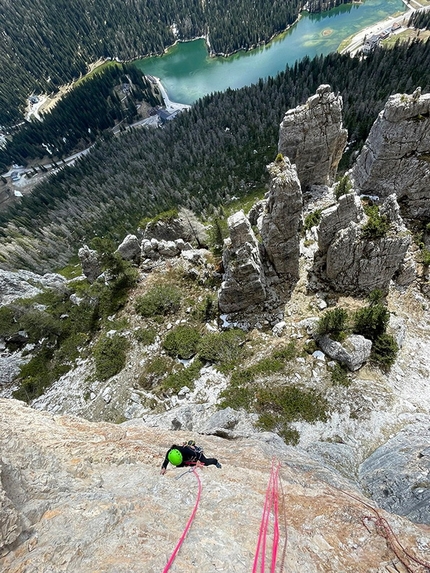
[
  {"x1": 260, "y1": 156, "x2": 302, "y2": 282},
  {"x1": 218, "y1": 210, "x2": 266, "y2": 314},
  {"x1": 352, "y1": 89, "x2": 430, "y2": 220},
  {"x1": 278, "y1": 84, "x2": 347, "y2": 188}
]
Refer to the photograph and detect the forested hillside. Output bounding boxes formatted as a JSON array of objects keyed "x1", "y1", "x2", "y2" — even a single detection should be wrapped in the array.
[
  {"x1": 0, "y1": 40, "x2": 429, "y2": 273},
  {"x1": 0, "y1": 64, "x2": 159, "y2": 172},
  {"x1": 0, "y1": 0, "x2": 349, "y2": 125}
]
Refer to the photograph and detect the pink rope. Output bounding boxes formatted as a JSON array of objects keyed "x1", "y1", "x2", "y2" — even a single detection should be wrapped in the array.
[
  {"x1": 162, "y1": 467, "x2": 202, "y2": 572},
  {"x1": 270, "y1": 464, "x2": 280, "y2": 573},
  {"x1": 252, "y1": 461, "x2": 281, "y2": 573}
]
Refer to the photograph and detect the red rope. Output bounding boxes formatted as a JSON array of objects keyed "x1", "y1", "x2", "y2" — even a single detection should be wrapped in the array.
[
  {"x1": 162, "y1": 467, "x2": 202, "y2": 573},
  {"x1": 252, "y1": 461, "x2": 282, "y2": 573}
]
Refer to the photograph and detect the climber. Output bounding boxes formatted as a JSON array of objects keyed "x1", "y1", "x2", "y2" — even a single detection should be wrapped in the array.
[{"x1": 160, "y1": 440, "x2": 222, "y2": 474}]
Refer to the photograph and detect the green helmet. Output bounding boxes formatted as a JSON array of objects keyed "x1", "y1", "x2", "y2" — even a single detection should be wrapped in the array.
[{"x1": 168, "y1": 448, "x2": 183, "y2": 466}]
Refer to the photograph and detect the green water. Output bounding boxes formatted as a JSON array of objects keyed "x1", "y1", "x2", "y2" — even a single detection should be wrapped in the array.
[{"x1": 135, "y1": 0, "x2": 406, "y2": 104}]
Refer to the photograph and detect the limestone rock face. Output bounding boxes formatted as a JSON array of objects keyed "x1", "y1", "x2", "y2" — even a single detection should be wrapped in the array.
[
  {"x1": 278, "y1": 84, "x2": 347, "y2": 188},
  {"x1": 115, "y1": 234, "x2": 141, "y2": 264},
  {"x1": 318, "y1": 193, "x2": 364, "y2": 254},
  {"x1": 0, "y1": 466, "x2": 21, "y2": 549},
  {"x1": 1, "y1": 399, "x2": 430, "y2": 572},
  {"x1": 323, "y1": 195, "x2": 411, "y2": 294},
  {"x1": 359, "y1": 422, "x2": 430, "y2": 524},
  {"x1": 218, "y1": 211, "x2": 266, "y2": 314},
  {"x1": 0, "y1": 269, "x2": 67, "y2": 307},
  {"x1": 317, "y1": 334, "x2": 372, "y2": 371},
  {"x1": 78, "y1": 245, "x2": 102, "y2": 283},
  {"x1": 352, "y1": 89, "x2": 430, "y2": 220},
  {"x1": 260, "y1": 157, "x2": 302, "y2": 281}
]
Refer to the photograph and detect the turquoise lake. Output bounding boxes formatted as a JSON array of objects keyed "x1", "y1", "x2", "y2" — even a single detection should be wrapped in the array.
[{"x1": 135, "y1": 0, "x2": 406, "y2": 104}]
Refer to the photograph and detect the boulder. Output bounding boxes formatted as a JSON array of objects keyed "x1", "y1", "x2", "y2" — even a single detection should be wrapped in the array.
[
  {"x1": 352, "y1": 89, "x2": 430, "y2": 220},
  {"x1": 142, "y1": 207, "x2": 208, "y2": 247},
  {"x1": 278, "y1": 84, "x2": 348, "y2": 188},
  {"x1": 115, "y1": 234, "x2": 141, "y2": 264},
  {"x1": 317, "y1": 334, "x2": 372, "y2": 371}
]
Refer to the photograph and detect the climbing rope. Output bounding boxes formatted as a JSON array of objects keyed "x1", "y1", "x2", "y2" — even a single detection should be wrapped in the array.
[
  {"x1": 339, "y1": 489, "x2": 430, "y2": 573},
  {"x1": 162, "y1": 467, "x2": 202, "y2": 573},
  {"x1": 252, "y1": 460, "x2": 282, "y2": 573}
]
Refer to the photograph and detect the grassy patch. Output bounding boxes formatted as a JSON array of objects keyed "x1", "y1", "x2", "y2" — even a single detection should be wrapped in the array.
[
  {"x1": 138, "y1": 355, "x2": 175, "y2": 390},
  {"x1": 197, "y1": 328, "x2": 248, "y2": 372},
  {"x1": 161, "y1": 358, "x2": 203, "y2": 394},
  {"x1": 135, "y1": 285, "x2": 182, "y2": 317},
  {"x1": 134, "y1": 327, "x2": 157, "y2": 346},
  {"x1": 218, "y1": 342, "x2": 320, "y2": 444}
]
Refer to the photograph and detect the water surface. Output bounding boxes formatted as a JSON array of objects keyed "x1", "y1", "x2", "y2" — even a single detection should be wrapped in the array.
[{"x1": 135, "y1": 0, "x2": 406, "y2": 103}]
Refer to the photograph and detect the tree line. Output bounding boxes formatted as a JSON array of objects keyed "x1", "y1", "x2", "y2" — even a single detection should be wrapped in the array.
[
  {"x1": 0, "y1": 64, "x2": 159, "y2": 172},
  {"x1": 408, "y1": 9, "x2": 430, "y2": 30},
  {"x1": 0, "y1": 0, "x2": 352, "y2": 126},
  {"x1": 0, "y1": 40, "x2": 429, "y2": 273}
]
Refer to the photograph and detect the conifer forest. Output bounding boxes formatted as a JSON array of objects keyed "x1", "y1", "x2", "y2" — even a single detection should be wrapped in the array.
[{"x1": 1, "y1": 39, "x2": 430, "y2": 273}]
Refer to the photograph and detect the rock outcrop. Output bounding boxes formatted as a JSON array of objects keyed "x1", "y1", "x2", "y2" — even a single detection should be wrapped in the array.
[
  {"x1": 1, "y1": 399, "x2": 430, "y2": 572},
  {"x1": 218, "y1": 157, "x2": 302, "y2": 323},
  {"x1": 359, "y1": 421, "x2": 430, "y2": 524},
  {"x1": 78, "y1": 245, "x2": 101, "y2": 283},
  {"x1": 352, "y1": 89, "x2": 430, "y2": 220},
  {"x1": 142, "y1": 207, "x2": 208, "y2": 247},
  {"x1": 0, "y1": 269, "x2": 67, "y2": 307},
  {"x1": 316, "y1": 194, "x2": 412, "y2": 294},
  {"x1": 278, "y1": 84, "x2": 347, "y2": 188},
  {"x1": 218, "y1": 210, "x2": 266, "y2": 314},
  {"x1": 260, "y1": 157, "x2": 302, "y2": 282},
  {"x1": 115, "y1": 234, "x2": 141, "y2": 264}
]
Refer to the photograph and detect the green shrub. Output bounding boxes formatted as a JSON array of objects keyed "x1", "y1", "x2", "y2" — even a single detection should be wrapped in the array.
[
  {"x1": 208, "y1": 217, "x2": 228, "y2": 255},
  {"x1": 353, "y1": 303, "x2": 389, "y2": 342},
  {"x1": 197, "y1": 329, "x2": 247, "y2": 370},
  {"x1": 192, "y1": 295, "x2": 218, "y2": 322},
  {"x1": 256, "y1": 413, "x2": 300, "y2": 445},
  {"x1": 304, "y1": 209, "x2": 322, "y2": 231},
  {"x1": 371, "y1": 333, "x2": 398, "y2": 369},
  {"x1": 93, "y1": 334, "x2": 129, "y2": 380},
  {"x1": 330, "y1": 362, "x2": 350, "y2": 386},
  {"x1": 335, "y1": 174, "x2": 352, "y2": 200},
  {"x1": 421, "y1": 248, "x2": 430, "y2": 267},
  {"x1": 361, "y1": 205, "x2": 390, "y2": 239},
  {"x1": 163, "y1": 325, "x2": 200, "y2": 359},
  {"x1": 135, "y1": 285, "x2": 181, "y2": 317},
  {"x1": 255, "y1": 386, "x2": 328, "y2": 424},
  {"x1": 317, "y1": 308, "x2": 349, "y2": 341},
  {"x1": 135, "y1": 327, "x2": 157, "y2": 345},
  {"x1": 0, "y1": 306, "x2": 17, "y2": 337}
]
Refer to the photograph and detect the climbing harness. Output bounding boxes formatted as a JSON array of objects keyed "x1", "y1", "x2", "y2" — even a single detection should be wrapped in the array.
[
  {"x1": 252, "y1": 460, "x2": 283, "y2": 573},
  {"x1": 162, "y1": 466, "x2": 202, "y2": 573}
]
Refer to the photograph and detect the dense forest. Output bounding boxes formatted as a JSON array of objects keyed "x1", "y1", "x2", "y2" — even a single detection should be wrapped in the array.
[
  {"x1": 0, "y1": 40, "x2": 429, "y2": 273},
  {"x1": 408, "y1": 9, "x2": 430, "y2": 29},
  {"x1": 0, "y1": 0, "x2": 351, "y2": 125},
  {"x1": 0, "y1": 64, "x2": 159, "y2": 171}
]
